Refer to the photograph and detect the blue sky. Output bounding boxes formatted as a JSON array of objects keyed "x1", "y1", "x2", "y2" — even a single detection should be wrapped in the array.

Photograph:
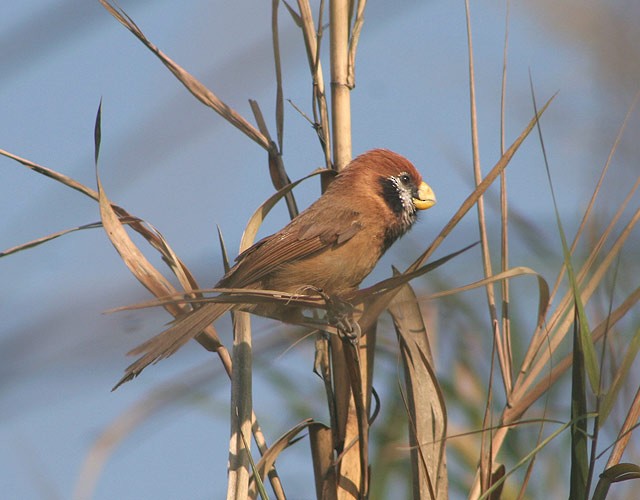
[{"x1": 1, "y1": 1, "x2": 638, "y2": 498}]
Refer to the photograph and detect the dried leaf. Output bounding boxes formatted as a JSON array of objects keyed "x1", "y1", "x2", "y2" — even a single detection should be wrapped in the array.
[
  {"x1": 95, "y1": 121, "x2": 178, "y2": 304},
  {"x1": 249, "y1": 418, "x2": 316, "y2": 498},
  {"x1": 309, "y1": 423, "x2": 337, "y2": 500},
  {"x1": 359, "y1": 95, "x2": 555, "y2": 332},
  {"x1": 239, "y1": 169, "x2": 328, "y2": 252},
  {"x1": 247, "y1": 418, "x2": 317, "y2": 498},
  {"x1": 599, "y1": 326, "x2": 640, "y2": 424},
  {"x1": 428, "y1": 266, "x2": 550, "y2": 339},
  {"x1": 1, "y1": 221, "x2": 105, "y2": 257},
  {"x1": 389, "y1": 274, "x2": 447, "y2": 499},
  {"x1": 99, "y1": 0, "x2": 270, "y2": 150}
]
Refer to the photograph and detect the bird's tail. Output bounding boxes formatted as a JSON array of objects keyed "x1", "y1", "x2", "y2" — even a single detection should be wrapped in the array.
[{"x1": 112, "y1": 302, "x2": 233, "y2": 390}]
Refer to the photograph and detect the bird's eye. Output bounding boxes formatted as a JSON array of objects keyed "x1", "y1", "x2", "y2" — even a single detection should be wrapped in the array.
[{"x1": 399, "y1": 174, "x2": 411, "y2": 185}]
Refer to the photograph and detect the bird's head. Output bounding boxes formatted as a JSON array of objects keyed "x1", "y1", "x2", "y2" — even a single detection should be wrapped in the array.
[
  {"x1": 343, "y1": 148, "x2": 435, "y2": 217},
  {"x1": 330, "y1": 149, "x2": 436, "y2": 251}
]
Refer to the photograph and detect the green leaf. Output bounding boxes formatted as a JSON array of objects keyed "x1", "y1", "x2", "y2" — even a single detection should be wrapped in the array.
[
  {"x1": 570, "y1": 307, "x2": 589, "y2": 499},
  {"x1": 94, "y1": 98, "x2": 102, "y2": 165},
  {"x1": 592, "y1": 463, "x2": 640, "y2": 500},
  {"x1": 529, "y1": 76, "x2": 600, "y2": 391}
]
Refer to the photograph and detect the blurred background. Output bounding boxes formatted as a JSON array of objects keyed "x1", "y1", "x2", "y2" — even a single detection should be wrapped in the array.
[{"x1": 1, "y1": 1, "x2": 638, "y2": 498}]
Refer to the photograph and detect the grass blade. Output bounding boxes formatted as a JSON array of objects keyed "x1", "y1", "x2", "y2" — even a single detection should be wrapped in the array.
[
  {"x1": 592, "y1": 463, "x2": 640, "y2": 500},
  {"x1": 271, "y1": 0, "x2": 285, "y2": 152},
  {"x1": 1, "y1": 221, "x2": 107, "y2": 257},
  {"x1": 569, "y1": 307, "x2": 589, "y2": 499},
  {"x1": 529, "y1": 74, "x2": 601, "y2": 392}
]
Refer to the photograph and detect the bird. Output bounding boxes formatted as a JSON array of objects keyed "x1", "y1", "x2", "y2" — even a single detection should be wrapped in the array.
[{"x1": 114, "y1": 149, "x2": 436, "y2": 388}]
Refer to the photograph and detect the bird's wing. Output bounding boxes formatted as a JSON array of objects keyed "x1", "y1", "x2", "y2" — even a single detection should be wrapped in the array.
[{"x1": 218, "y1": 207, "x2": 363, "y2": 288}]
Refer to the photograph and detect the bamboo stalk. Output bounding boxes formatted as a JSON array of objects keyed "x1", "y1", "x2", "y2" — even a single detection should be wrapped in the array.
[
  {"x1": 328, "y1": 1, "x2": 366, "y2": 498},
  {"x1": 330, "y1": 0, "x2": 352, "y2": 170},
  {"x1": 227, "y1": 313, "x2": 253, "y2": 500}
]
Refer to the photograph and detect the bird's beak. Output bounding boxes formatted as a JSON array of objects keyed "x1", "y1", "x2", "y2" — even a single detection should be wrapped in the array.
[{"x1": 413, "y1": 181, "x2": 436, "y2": 210}]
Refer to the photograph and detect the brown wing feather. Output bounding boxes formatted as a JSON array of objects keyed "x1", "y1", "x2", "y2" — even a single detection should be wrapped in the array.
[{"x1": 218, "y1": 206, "x2": 363, "y2": 289}]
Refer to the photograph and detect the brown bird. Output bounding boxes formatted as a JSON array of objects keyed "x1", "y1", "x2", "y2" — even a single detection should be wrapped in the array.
[{"x1": 115, "y1": 149, "x2": 436, "y2": 388}]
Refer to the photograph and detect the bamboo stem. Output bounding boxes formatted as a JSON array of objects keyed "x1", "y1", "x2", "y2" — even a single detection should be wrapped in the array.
[{"x1": 330, "y1": 0, "x2": 352, "y2": 171}]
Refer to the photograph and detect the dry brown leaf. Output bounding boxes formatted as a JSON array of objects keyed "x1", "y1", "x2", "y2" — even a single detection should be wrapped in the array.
[
  {"x1": 389, "y1": 275, "x2": 447, "y2": 500},
  {"x1": 247, "y1": 418, "x2": 318, "y2": 498},
  {"x1": 99, "y1": 0, "x2": 270, "y2": 150},
  {"x1": 96, "y1": 169, "x2": 178, "y2": 304}
]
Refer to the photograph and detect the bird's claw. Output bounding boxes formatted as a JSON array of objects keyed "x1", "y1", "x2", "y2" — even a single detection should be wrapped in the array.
[
  {"x1": 311, "y1": 287, "x2": 360, "y2": 344},
  {"x1": 339, "y1": 318, "x2": 361, "y2": 344}
]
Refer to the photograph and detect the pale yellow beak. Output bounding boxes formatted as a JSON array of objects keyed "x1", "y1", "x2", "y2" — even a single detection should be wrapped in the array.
[{"x1": 413, "y1": 181, "x2": 436, "y2": 210}]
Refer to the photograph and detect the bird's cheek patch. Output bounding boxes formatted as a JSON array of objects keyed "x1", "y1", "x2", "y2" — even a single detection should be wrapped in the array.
[{"x1": 413, "y1": 181, "x2": 437, "y2": 210}]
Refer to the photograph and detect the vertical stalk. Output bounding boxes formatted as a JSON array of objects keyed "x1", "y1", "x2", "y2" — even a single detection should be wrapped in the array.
[
  {"x1": 330, "y1": 0, "x2": 352, "y2": 170},
  {"x1": 297, "y1": 0, "x2": 332, "y2": 168},
  {"x1": 227, "y1": 312, "x2": 253, "y2": 499},
  {"x1": 330, "y1": 1, "x2": 364, "y2": 498}
]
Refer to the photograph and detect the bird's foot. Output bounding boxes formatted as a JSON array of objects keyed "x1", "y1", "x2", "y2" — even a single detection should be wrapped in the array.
[
  {"x1": 338, "y1": 318, "x2": 361, "y2": 344},
  {"x1": 312, "y1": 288, "x2": 360, "y2": 344}
]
